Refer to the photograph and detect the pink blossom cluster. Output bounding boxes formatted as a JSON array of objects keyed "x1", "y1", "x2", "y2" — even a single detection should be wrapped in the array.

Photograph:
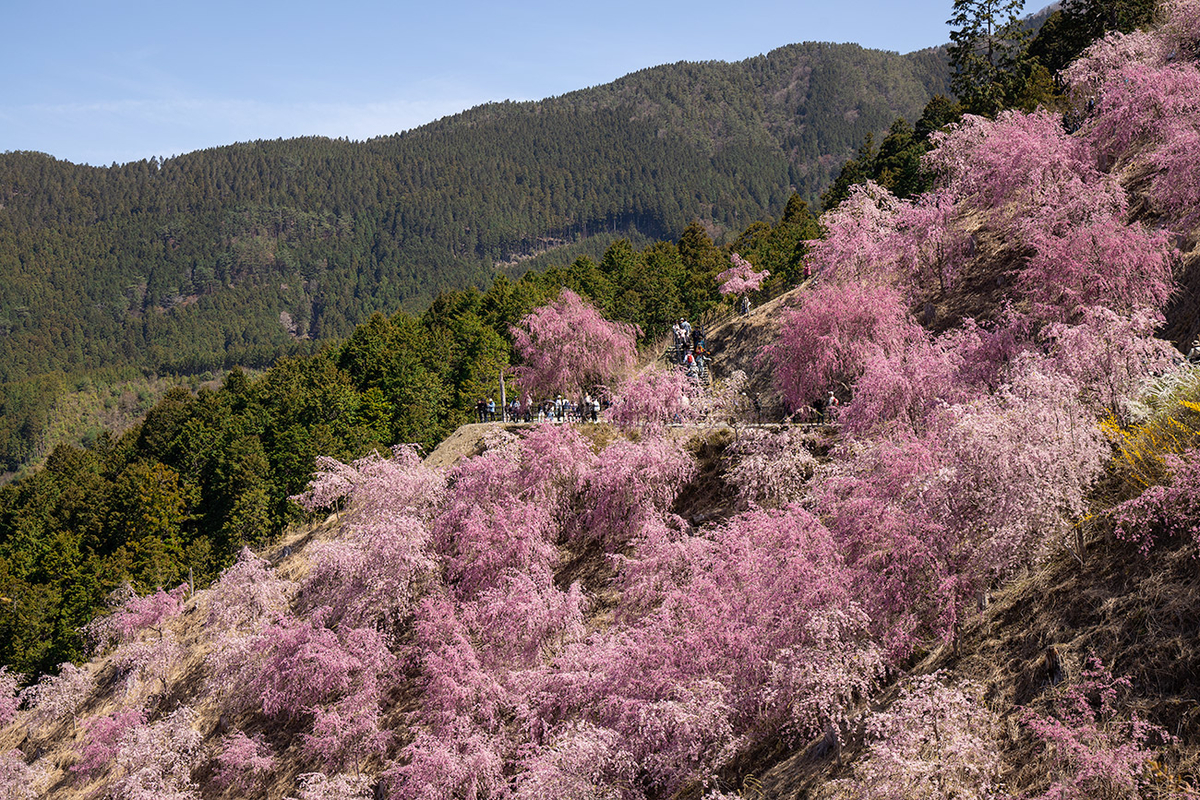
[
  {"x1": 1020, "y1": 658, "x2": 1169, "y2": 799},
  {"x1": 723, "y1": 427, "x2": 820, "y2": 508},
  {"x1": 606, "y1": 364, "x2": 701, "y2": 432},
  {"x1": 715, "y1": 253, "x2": 770, "y2": 296},
  {"x1": 838, "y1": 673, "x2": 1003, "y2": 799},
  {"x1": 1062, "y1": 4, "x2": 1200, "y2": 225},
  {"x1": 19, "y1": 662, "x2": 94, "y2": 730},
  {"x1": 0, "y1": 749, "x2": 39, "y2": 800},
  {"x1": 85, "y1": 583, "x2": 188, "y2": 651},
  {"x1": 1111, "y1": 447, "x2": 1200, "y2": 553},
  {"x1": 510, "y1": 288, "x2": 641, "y2": 399},
  {"x1": 214, "y1": 731, "x2": 276, "y2": 791}
]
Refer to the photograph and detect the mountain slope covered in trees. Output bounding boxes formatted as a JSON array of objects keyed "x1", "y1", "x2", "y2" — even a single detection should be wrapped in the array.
[{"x1": 0, "y1": 42, "x2": 947, "y2": 471}]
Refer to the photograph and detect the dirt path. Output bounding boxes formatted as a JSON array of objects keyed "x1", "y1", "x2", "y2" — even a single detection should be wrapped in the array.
[{"x1": 703, "y1": 283, "x2": 806, "y2": 422}]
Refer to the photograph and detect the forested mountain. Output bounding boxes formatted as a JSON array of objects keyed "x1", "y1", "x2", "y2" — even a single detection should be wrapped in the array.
[{"x1": 0, "y1": 41, "x2": 947, "y2": 470}]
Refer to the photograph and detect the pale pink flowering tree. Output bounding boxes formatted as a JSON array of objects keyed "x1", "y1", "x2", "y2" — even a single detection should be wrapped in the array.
[
  {"x1": 390, "y1": 596, "x2": 511, "y2": 800},
  {"x1": 807, "y1": 181, "x2": 906, "y2": 283},
  {"x1": 1061, "y1": 29, "x2": 1169, "y2": 104},
  {"x1": 20, "y1": 662, "x2": 94, "y2": 731},
  {"x1": 1163, "y1": 0, "x2": 1200, "y2": 56},
  {"x1": 72, "y1": 710, "x2": 147, "y2": 778},
  {"x1": 723, "y1": 427, "x2": 821, "y2": 508},
  {"x1": 547, "y1": 505, "x2": 882, "y2": 790},
  {"x1": 512, "y1": 722, "x2": 634, "y2": 800},
  {"x1": 1017, "y1": 211, "x2": 1174, "y2": 323},
  {"x1": 460, "y1": 571, "x2": 586, "y2": 669},
  {"x1": 288, "y1": 771, "x2": 372, "y2": 800},
  {"x1": 0, "y1": 667, "x2": 22, "y2": 726},
  {"x1": 763, "y1": 280, "x2": 922, "y2": 413},
  {"x1": 837, "y1": 673, "x2": 1003, "y2": 800},
  {"x1": 110, "y1": 706, "x2": 203, "y2": 800},
  {"x1": 716, "y1": 253, "x2": 770, "y2": 295},
  {"x1": 511, "y1": 288, "x2": 640, "y2": 399},
  {"x1": 389, "y1": 729, "x2": 507, "y2": 800},
  {"x1": 407, "y1": 595, "x2": 510, "y2": 737},
  {"x1": 1111, "y1": 448, "x2": 1200, "y2": 554},
  {"x1": 576, "y1": 435, "x2": 697, "y2": 548},
  {"x1": 1076, "y1": 60, "x2": 1200, "y2": 165},
  {"x1": 1045, "y1": 306, "x2": 1178, "y2": 417},
  {"x1": 892, "y1": 190, "x2": 971, "y2": 296},
  {"x1": 815, "y1": 358, "x2": 1108, "y2": 655},
  {"x1": 290, "y1": 455, "x2": 358, "y2": 514},
  {"x1": 80, "y1": 584, "x2": 188, "y2": 700},
  {"x1": 760, "y1": 603, "x2": 884, "y2": 743},
  {"x1": 0, "y1": 750, "x2": 39, "y2": 800},
  {"x1": 204, "y1": 547, "x2": 294, "y2": 633},
  {"x1": 214, "y1": 731, "x2": 276, "y2": 792},
  {"x1": 940, "y1": 366, "x2": 1108, "y2": 579},
  {"x1": 1148, "y1": 119, "x2": 1200, "y2": 224},
  {"x1": 301, "y1": 514, "x2": 435, "y2": 630},
  {"x1": 1021, "y1": 658, "x2": 1169, "y2": 800},
  {"x1": 606, "y1": 365, "x2": 700, "y2": 432},
  {"x1": 835, "y1": 330, "x2": 961, "y2": 437},
  {"x1": 431, "y1": 425, "x2": 595, "y2": 600},
  {"x1": 924, "y1": 111, "x2": 1095, "y2": 217},
  {"x1": 203, "y1": 630, "x2": 266, "y2": 709},
  {"x1": 110, "y1": 630, "x2": 182, "y2": 699},
  {"x1": 809, "y1": 435, "x2": 961, "y2": 657},
  {"x1": 247, "y1": 615, "x2": 393, "y2": 721},
  {"x1": 1056, "y1": 22, "x2": 1200, "y2": 226},
  {"x1": 85, "y1": 583, "x2": 188, "y2": 652},
  {"x1": 291, "y1": 445, "x2": 445, "y2": 522},
  {"x1": 302, "y1": 687, "x2": 391, "y2": 773}
]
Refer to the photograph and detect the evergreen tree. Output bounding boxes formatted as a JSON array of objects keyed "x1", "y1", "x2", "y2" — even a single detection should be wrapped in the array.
[{"x1": 947, "y1": 0, "x2": 1029, "y2": 114}]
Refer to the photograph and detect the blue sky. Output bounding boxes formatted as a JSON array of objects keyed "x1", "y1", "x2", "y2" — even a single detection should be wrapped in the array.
[{"x1": 2, "y1": 0, "x2": 1028, "y2": 166}]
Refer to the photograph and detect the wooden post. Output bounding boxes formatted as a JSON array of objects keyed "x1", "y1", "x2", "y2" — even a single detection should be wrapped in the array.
[{"x1": 500, "y1": 368, "x2": 507, "y2": 422}]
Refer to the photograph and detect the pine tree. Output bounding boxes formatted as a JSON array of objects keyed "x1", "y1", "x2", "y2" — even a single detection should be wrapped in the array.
[{"x1": 947, "y1": 0, "x2": 1029, "y2": 114}]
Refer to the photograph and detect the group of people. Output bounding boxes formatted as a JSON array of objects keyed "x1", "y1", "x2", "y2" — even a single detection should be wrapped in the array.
[
  {"x1": 475, "y1": 394, "x2": 605, "y2": 424},
  {"x1": 671, "y1": 317, "x2": 710, "y2": 379}
]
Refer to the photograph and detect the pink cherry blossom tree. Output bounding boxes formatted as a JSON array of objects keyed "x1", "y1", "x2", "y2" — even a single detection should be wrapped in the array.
[
  {"x1": 606, "y1": 365, "x2": 700, "y2": 432},
  {"x1": 289, "y1": 772, "x2": 373, "y2": 800},
  {"x1": 763, "y1": 280, "x2": 922, "y2": 413},
  {"x1": 716, "y1": 253, "x2": 770, "y2": 295},
  {"x1": 510, "y1": 288, "x2": 641, "y2": 400},
  {"x1": 72, "y1": 710, "x2": 147, "y2": 778},
  {"x1": 0, "y1": 750, "x2": 39, "y2": 800},
  {"x1": 837, "y1": 673, "x2": 1003, "y2": 800},
  {"x1": 0, "y1": 668, "x2": 22, "y2": 726},
  {"x1": 20, "y1": 662, "x2": 94, "y2": 732},
  {"x1": 576, "y1": 435, "x2": 697, "y2": 548},
  {"x1": 214, "y1": 731, "x2": 276, "y2": 792},
  {"x1": 723, "y1": 427, "x2": 821, "y2": 508},
  {"x1": 110, "y1": 706, "x2": 203, "y2": 800},
  {"x1": 1021, "y1": 658, "x2": 1170, "y2": 799},
  {"x1": 806, "y1": 181, "x2": 907, "y2": 284},
  {"x1": 247, "y1": 615, "x2": 393, "y2": 721},
  {"x1": 85, "y1": 583, "x2": 188, "y2": 652},
  {"x1": 204, "y1": 547, "x2": 294, "y2": 634}
]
